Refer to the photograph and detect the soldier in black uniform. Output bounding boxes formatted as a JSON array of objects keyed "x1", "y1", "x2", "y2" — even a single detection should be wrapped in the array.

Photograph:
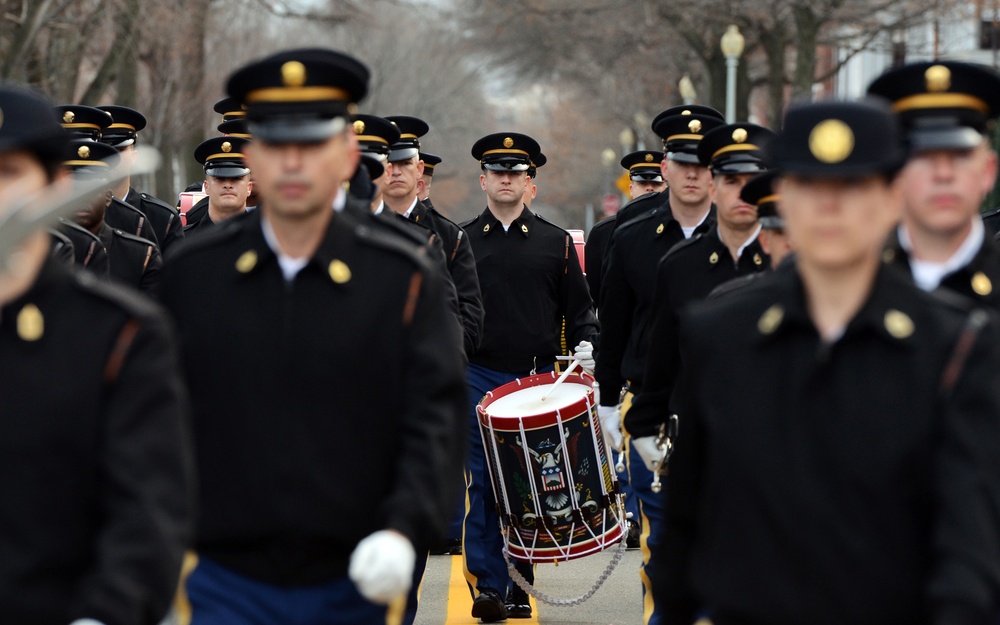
[
  {"x1": 586, "y1": 149, "x2": 670, "y2": 309},
  {"x1": 868, "y1": 61, "x2": 1000, "y2": 310},
  {"x1": 183, "y1": 136, "x2": 252, "y2": 236},
  {"x1": 0, "y1": 83, "x2": 193, "y2": 625},
  {"x1": 160, "y1": 48, "x2": 466, "y2": 625},
  {"x1": 418, "y1": 151, "x2": 441, "y2": 209},
  {"x1": 460, "y1": 132, "x2": 599, "y2": 622},
  {"x1": 55, "y1": 105, "x2": 161, "y2": 248},
  {"x1": 384, "y1": 115, "x2": 484, "y2": 356},
  {"x1": 98, "y1": 105, "x2": 185, "y2": 254},
  {"x1": 659, "y1": 98, "x2": 1000, "y2": 625},
  {"x1": 627, "y1": 122, "x2": 773, "y2": 469},
  {"x1": 593, "y1": 118, "x2": 728, "y2": 624},
  {"x1": 65, "y1": 140, "x2": 162, "y2": 294}
]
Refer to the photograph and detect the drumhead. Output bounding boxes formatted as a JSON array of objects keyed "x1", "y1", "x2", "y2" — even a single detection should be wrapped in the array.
[{"x1": 486, "y1": 382, "x2": 591, "y2": 418}]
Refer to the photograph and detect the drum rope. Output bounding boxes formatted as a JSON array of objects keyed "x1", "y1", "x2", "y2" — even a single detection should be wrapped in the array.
[{"x1": 504, "y1": 529, "x2": 628, "y2": 607}]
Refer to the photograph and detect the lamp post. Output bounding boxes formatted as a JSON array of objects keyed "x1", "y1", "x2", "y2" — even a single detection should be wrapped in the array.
[
  {"x1": 720, "y1": 24, "x2": 745, "y2": 123},
  {"x1": 679, "y1": 74, "x2": 697, "y2": 105}
]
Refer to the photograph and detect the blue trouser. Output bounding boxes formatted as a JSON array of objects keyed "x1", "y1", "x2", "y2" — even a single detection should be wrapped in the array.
[
  {"x1": 186, "y1": 556, "x2": 395, "y2": 625},
  {"x1": 622, "y1": 392, "x2": 665, "y2": 625},
  {"x1": 462, "y1": 363, "x2": 547, "y2": 598}
]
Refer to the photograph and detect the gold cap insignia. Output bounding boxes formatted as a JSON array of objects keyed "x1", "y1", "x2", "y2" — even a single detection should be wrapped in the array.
[
  {"x1": 809, "y1": 119, "x2": 854, "y2": 163},
  {"x1": 281, "y1": 61, "x2": 306, "y2": 87},
  {"x1": 77, "y1": 145, "x2": 90, "y2": 159},
  {"x1": 882, "y1": 248, "x2": 896, "y2": 264},
  {"x1": 235, "y1": 250, "x2": 258, "y2": 273},
  {"x1": 656, "y1": 223, "x2": 665, "y2": 234},
  {"x1": 732, "y1": 128, "x2": 748, "y2": 143},
  {"x1": 63, "y1": 111, "x2": 75, "y2": 123},
  {"x1": 681, "y1": 110, "x2": 692, "y2": 116},
  {"x1": 483, "y1": 223, "x2": 490, "y2": 233},
  {"x1": 709, "y1": 251, "x2": 719, "y2": 265},
  {"x1": 925, "y1": 64, "x2": 951, "y2": 93},
  {"x1": 221, "y1": 141, "x2": 232, "y2": 153},
  {"x1": 757, "y1": 304, "x2": 784, "y2": 335},
  {"x1": 753, "y1": 253, "x2": 762, "y2": 266},
  {"x1": 972, "y1": 271, "x2": 993, "y2": 296},
  {"x1": 688, "y1": 119, "x2": 702, "y2": 133},
  {"x1": 521, "y1": 224, "x2": 528, "y2": 233},
  {"x1": 503, "y1": 137, "x2": 514, "y2": 148},
  {"x1": 884, "y1": 309, "x2": 914, "y2": 339},
  {"x1": 17, "y1": 303, "x2": 43, "y2": 341},
  {"x1": 644, "y1": 153, "x2": 654, "y2": 162},
  {"x1": 329, "y1": 259, "x2": 351, "y2": 284},
  {"x1": 353, "y1": 120, "x2": 365, "y2": 134}
]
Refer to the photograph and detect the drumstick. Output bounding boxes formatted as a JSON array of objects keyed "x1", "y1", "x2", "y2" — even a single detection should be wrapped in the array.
[{"x1": 540, "y1": 359, "x2": 580, "y2": 402}]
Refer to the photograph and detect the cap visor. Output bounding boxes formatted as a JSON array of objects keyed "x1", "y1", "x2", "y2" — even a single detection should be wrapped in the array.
[
  {"x1": 206, "y1": 166, "x2": 250, "y2": 177},
  {"x1": 388, "y1": 147, "x2": 419, "y2": 162},
  {"x1": 909, "y1": 127, "x2": 985, "y2": 152},
  {"x1": 483, "y1": 161, "x2": 529, "y2": 172},
  {"x1": 248, "y1": 117, "x2": 346, "y2": 143},
  {"x1": 667, "y1": 151, "x2": 701, "y2": 164}
]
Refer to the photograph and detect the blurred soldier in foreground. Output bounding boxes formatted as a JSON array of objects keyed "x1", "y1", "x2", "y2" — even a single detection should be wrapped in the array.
[
  {"x1": 659, "y1": 99, "x2": 1000, "y2": 624},
  {"x1": 160, "y1": 48, "x2": 466, "y2": 624},
  {"x1": 868, "y1": 61, "x2": 1000, "y2": 309},
  {"x1": 0, "y1": 83, "x2": 194, "y2": 625}
]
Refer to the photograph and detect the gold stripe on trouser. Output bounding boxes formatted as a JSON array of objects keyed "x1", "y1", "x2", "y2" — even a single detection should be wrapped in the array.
[
  {"x1": 173, "y1": 551, "x2": 199, "y2": 625},
  {"x1": 621, "y1": 391, "x2": 657, "y2": 624},
  {"x1": 461, "y1": 465, "x2": 480, "y2": 595},
  {"x1": 385, "y1": 594, "x2": 406, "y2": 625}
]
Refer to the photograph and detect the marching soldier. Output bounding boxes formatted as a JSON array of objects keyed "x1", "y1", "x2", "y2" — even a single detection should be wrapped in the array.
[
  {"x1": 55, "y1": 219, "x2": 111, "y2": 279},
  {"x1": 659, "y1": 98, "x2": 1000, "y2": 625},
  {"x1": 460, "y1": 132, "x2": 598, "y2": 621},
  {"x1": 160, "y1": 48, "x2": 466, "y2": 624},
  {"x1": 585, "y1": 149, "x2": 669, "y2": 309},
  {"x1": 98, "y1": 105, "x2": 185, "y2": 254},
  {"x1": 55, "y1": 105, "x2": 161, "y2": 248},
  {"x1": 384, "y1": 115, "x2": 484, "y2": 356},
  {"x1": 62, "y1": 139, "x2": 162, "y2": 294},
  {"x1": 868, "y1": 60, "x2": 1000, "y2": 309},
  {"x1": 418, "y1": 151, "x2": 441, "y2": 208},
  {"x1": 0, "y1": 83, "x2": 193, "y2": 625},
  {"x1": 183, "y1": 136, "x2": 252, "y2": 235}
]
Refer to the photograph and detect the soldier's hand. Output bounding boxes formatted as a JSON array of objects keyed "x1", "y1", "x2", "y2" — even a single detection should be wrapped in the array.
[
  {"x1": 597, "y1": 405, "x2": 623, "y2": 452},
  {"x1": 348, "y1": 529, "x2": 416, "y2": 604},
  {"x1": 632, "y1": 435, "x2": 663, "y2": 473},
  {"x1": 572, "y1": 340, "x2": 595, "y2": 373}
]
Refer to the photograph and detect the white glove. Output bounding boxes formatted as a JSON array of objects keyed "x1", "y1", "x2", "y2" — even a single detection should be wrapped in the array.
[
  {"x1": 573, "y1": 340, "x2": 595, "y2": 372},
  {"x1": 632, "y1": 435, "x2": 663, "y2": 473},
  {"x1": 69, "y1": 621, "x2": 107, "y2": 625},
  {"x1": 348, "y1": 530, "x2": 416, "y2": 604},
  {"x1": 597, "y1": 405, "x2": 623, "y2": 452}
]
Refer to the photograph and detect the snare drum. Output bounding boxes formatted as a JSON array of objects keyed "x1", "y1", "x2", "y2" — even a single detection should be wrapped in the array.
[{"x1": 477, "y1": 371, "x2": 626, "y2": 563}]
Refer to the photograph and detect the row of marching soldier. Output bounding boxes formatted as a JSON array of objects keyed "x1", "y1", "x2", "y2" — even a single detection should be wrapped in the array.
[{"x1": 2, "y1": 42, "x2": 1000, "y2": 625}]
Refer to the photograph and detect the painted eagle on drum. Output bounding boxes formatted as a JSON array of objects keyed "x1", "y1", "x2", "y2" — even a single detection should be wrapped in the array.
[{"x1": 515, "y1": 431, "x2": 598, "y2": 521}]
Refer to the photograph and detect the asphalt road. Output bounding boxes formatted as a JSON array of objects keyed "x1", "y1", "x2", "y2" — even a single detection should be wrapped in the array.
[{"x1": 413, "y1": 550, "x2": 645, "y2": 625}]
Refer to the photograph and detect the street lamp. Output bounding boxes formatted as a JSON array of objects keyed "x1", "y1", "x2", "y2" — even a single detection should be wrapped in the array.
[
  {"x1": 618, "y1": 127, "x2": 635, "y2": 156},
  {"x1": 679, "y1": 74, "x2": 697, "y2": 105},
  {"x1": 720, "y1": 24, "x2": 745, "y2": 123}
]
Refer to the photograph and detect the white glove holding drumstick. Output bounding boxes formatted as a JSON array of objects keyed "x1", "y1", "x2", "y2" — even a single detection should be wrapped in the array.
[{"x1": 348, "y1": 529, "x2": 416, "y2": 604}]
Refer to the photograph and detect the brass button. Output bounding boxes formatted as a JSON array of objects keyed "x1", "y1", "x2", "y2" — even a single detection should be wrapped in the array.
[
  {"x1": 757, "y1": 305, "x2": 783, "y2": 335},
  {"x1": 235, "y1": 250, "x2": 258, "y2": 273},
  {"x1": 328, "y1": 259, "x2": 351, "y2": 284},
  {"x1": 884, "y1": 309, "x2": 914, "y2": 339},
  {"x1": 17, "y1": 304, "x2": 43, "y2": 341}
]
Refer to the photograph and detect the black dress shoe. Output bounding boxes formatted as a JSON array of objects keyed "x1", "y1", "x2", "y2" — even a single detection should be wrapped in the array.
[
  {"x1": 626, "y1": 520, "x2": 641, "y2": 550},
  {"x1": 472, "y1": 587, "x2": 508, "y2": 622},
  {"x1": 447, "y1": 538, "x2": 463, "y2": 555},
  {"x1": 505, "y1": 588, "x2": 532, "y2": 619}
]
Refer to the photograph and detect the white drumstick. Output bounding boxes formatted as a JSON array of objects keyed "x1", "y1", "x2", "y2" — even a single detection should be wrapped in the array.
[{"x1": 540, "y1": 359, "x2": 580, "y2": 402}]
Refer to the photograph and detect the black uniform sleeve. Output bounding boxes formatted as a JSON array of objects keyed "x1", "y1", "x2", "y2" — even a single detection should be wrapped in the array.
[
  {"x1": 594, "y1": 229, "x2": 634, "y2": 407},
  {"x1": 139, "y1": 244, "x2": 163, "y2": 297},
  {"x1": 449, "y1": 229, "x2": 485, "y2": 356},
  {"x1": 380, "y1": 263, "x2": 468, "y2": 551},
  {"x1": 624, "y1": 255, "x2": 680, "y2": 437},
  {"x1": 67, "y1": 310, "x2": 195, "y2": 625},
  {"x1": 655, "y1": 308, "x2": 706, "y2": 625},
  {"x1": 159, "y1": 210, "x2": 184, "y2": 254},
  {"x1": 561, "y1": 233, "x2": 599, "y2": 348},
  {"x1": 928, "y1": 310, "x2": 1000, "y2": 624}
]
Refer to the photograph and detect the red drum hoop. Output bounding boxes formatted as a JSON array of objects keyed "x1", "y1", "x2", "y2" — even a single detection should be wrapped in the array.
[{"x1": 477, "y1": 371, "x2": 626, "y2": 563}]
